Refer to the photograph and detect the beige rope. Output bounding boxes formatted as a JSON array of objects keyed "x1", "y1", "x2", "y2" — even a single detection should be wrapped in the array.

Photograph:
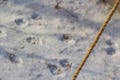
[{"x1": 72, "y1": 0, "x2": 120, "y2": 80}]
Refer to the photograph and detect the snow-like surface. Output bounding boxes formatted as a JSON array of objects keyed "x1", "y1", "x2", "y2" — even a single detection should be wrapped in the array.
[{"x1": 0, "y1": 0, "x2": 120, "y2": 80}]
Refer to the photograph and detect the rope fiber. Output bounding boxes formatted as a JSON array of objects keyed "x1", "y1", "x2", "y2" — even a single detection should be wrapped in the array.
[{"x1": 72, "y1": 0, "x2": 120, "y2": 80}]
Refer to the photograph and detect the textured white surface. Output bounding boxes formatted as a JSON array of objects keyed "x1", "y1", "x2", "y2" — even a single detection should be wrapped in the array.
[{"x1": 0, "y1": 0, "x2": 120, "y2": 80}]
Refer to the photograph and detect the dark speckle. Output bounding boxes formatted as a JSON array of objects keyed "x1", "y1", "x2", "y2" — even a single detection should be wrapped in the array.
[
  {"x1": 15, "y1": 18, "x2": 24, "y2": 25},
  {"x1": 106, "y1": 47, "x2": 116, "y2": 55},
  {"x1": 106, "y1": 40, "x2": 113, "y2": 46},
  {"x1": 60, "y1": 59, "x2": 69, "y2": 67},
  {"x1": 61, "y1": 33, "x2": 71, "y2": 41},
  {"x1": 59, "y1": 59, "x2": 72, "y2": 71},
  {"x1": 31, "y1": 13, "x2": 39, "y2": 19},
  {"x1": 96, "y1": 0, "x2": 106, "y2": 4},
  {"x1": 26, "y1": 37, "x2": 33, "y2": 43},
  {"x1": 26, "y1": 37, "x2": 38, "y2": 45},
  {"x1": 7, "y1": 53, "x2": 21, "y2": 63},
  {"x1": 47, "y1": 64, "x2": 58, "y2": 75},
  {"x1": 36, "y1": 74, "x2": 42, "y2": 78},
  {"x1": 8, "y1": 53, "x2": 16, "y2": 62},
  {"x1": 0, "y1": 25, "x2": 5, "y2": 27}
]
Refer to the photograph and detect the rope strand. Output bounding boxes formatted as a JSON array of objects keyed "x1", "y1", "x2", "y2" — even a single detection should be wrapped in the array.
[{"x1": 72, "y1": 0, "x2": 120, "y2": 80}]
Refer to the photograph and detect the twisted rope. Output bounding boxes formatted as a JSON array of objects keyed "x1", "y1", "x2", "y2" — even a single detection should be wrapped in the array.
[{"x1": 72, "y1": 0, "x2": 120, "y2": 80}]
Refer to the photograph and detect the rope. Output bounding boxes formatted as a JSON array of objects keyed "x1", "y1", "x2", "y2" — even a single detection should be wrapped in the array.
[{"x1": 72, "y1": 0, "x2": 120, "y2": 80}]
